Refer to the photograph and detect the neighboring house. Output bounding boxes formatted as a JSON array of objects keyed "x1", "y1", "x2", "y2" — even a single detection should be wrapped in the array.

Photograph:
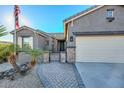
[
  {"x1": 10, "y1": 26, "x2": 65, "y2": 52},
  {"x1": 11, "y1": 5, "x2": 124, "y2": 63},
  {"x1": 64, "y1": 5, "x2": 124, "y2": 63}
]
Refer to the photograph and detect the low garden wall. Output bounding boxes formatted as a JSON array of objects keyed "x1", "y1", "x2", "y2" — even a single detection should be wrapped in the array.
[{"x1": 18, "y1": 52, "x2": 43, "y2": 64}]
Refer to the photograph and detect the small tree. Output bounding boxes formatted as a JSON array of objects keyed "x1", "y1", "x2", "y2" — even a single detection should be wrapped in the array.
[{"x1": 24, "y1": 48, "x2": 43, "y2": 67}]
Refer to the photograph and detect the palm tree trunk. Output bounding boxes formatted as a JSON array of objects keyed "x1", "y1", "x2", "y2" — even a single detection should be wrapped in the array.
[
  {"x1": 31, "y1": 58, "x2": 36, "y2": 66},
  {"x1": 8, "y1": 53, "x2": 20, "y2": 72}
]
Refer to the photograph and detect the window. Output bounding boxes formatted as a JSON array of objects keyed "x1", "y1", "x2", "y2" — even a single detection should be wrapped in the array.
[
  {"x1": 70, "y1": 36, "x2": 73, "y2": 42},
  {"x1": 107, "y1": 9, "x2": 114, "y2": 18},
  {"x1": 22, "y1": 36, "x2": 33, "y2": 49},
  {"x1": 106, "y1": 9, "x2": 115, "y2": 22}
]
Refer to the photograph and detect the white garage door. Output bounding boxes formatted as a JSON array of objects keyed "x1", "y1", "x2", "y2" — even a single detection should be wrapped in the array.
[{"x1": 76, "y1": 35, "x2": 124, "y2": 63}]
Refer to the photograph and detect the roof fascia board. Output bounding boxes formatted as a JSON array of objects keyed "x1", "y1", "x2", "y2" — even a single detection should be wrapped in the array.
[
  {"x1": 73, "y1": 31, "x2": 124, "y2": 36},
  {"x1": 10, "y1": 26, "x2": 55, "y2": 39}
]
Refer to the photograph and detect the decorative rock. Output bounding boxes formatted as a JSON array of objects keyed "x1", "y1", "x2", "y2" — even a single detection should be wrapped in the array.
[
  {"x1": 0, "y1": 62, "x2": 31, "y2": 81},
  {"x1": 19, "y1": 62, "x2": 31, "y2": 75}
]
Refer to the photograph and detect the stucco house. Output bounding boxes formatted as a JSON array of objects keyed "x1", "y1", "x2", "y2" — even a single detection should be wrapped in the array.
[
  {"x1": 11, "y1": 26, "x2": 65, "y2": 53},
  {"x1": 11, "y1": 5, "x2": 124, "y2": 63},
  {"x1": 64, "y1": 5, "x2": 124, "y2": 63}
]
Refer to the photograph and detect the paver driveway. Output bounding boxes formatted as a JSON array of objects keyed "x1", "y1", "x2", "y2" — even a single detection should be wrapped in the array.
[{"x1": 37, "y1": 62, "x2": 85, "y2": 88}]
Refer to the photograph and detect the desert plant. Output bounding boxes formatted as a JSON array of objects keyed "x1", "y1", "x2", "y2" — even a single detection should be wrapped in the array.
[
  {"x1": 24, "y1": 48, "x2": 43, "y2": 67},
  {"x1": 0, "y1": 44, "x2": 9, "y2": 63},
  {"x1": 0, "y1": 44, "x2": 20, "y2": 72},
  {"x1": 0, "y1": 25, "x2": 7, "y2": 37}
]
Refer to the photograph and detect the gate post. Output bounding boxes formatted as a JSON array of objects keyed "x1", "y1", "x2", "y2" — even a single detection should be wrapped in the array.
[
  {"x1": 43, "y1": 51, "x2": 50, "y2": 63},
  {"x1": 60, "y1": 52, "x2": 66, "y2": 63},
  {"x1": 66, "y1": 46, "x2": 75, "y2": 63}
]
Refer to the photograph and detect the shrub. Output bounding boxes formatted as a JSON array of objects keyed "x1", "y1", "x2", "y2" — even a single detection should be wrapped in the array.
[{"x1": 0, "y1": 44, "x2": 9, "y2": 63}]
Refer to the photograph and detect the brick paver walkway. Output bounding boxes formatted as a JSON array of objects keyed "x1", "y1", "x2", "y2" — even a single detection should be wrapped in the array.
[{"x1": 37, "y1": 62, "x2": 85, "y2": 88}]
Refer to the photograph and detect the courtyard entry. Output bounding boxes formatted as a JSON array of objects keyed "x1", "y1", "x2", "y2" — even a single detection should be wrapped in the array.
[{"x1": 57, "y1": 40, "x2": 65, "y2": 52}]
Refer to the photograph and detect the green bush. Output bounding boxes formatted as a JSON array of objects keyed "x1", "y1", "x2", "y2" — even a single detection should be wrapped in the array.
[{"x1": 0, "y1": 44, "x2": 10, "y2": 63}]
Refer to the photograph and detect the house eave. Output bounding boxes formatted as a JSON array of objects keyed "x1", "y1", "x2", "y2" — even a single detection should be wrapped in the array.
[
  {"x1": 73, "y1": 31, "x2": 124, "y2": 36},
  {"x1": 10, "y1": 26, "x2": 56, "y2": 39},
  {"x1": 64, "y1": 5, "x2": 104, "y2": 40}
]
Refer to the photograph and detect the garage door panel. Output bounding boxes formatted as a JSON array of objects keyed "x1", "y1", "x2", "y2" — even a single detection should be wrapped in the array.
[{"x1": 76, "y1": 36, "x2": 124, "y2": 63}]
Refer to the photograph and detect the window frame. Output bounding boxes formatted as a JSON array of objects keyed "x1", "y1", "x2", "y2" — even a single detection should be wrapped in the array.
[
  {"x1": 22, "y1": 36, "x2": 33, "y2": 49},
  {"x1": 107, "y1": 9, "x2": 114, "y2": 18}
]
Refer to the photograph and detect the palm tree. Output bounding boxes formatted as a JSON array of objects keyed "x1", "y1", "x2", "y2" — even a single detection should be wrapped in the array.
[
  {"x1": 24, "y1": 48, "x2": 43, "y2": 67},
  {"x1": 0, "y1": 44, "x2": 20, "y2": 72},
  {"x1": 0, "y1": 25, "x2": 7, "y2": 37}
]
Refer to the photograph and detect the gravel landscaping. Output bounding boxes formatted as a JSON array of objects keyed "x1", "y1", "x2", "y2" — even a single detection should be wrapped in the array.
[{"x1": 0, "y1": 62, "x2": 44, "y2": 88}]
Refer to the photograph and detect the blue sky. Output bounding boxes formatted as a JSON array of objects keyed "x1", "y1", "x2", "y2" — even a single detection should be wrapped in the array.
[{"x1": 0, "y1": 5, "x2": 91, "y2": 42}]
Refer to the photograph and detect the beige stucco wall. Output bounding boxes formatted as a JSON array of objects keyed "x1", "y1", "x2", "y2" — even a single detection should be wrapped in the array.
[
  {"x1": 16, "y1": 28, "x2": 58, "y2": 51},
  {"x1": 37, "y1": 34, "x2": 47, "y2": 50},
  {"x1": 17, "y1": 29, "x2": 40, "y2": 49},
  {"x1": 76, "y1": 35, "x2": 124, "y2": 63},
  {"x1": 66, "y1": 5, "x2": 124, "y2": 47},
  {"x1": 17, "y1": 52, "x2": 43, "y2": 64}
]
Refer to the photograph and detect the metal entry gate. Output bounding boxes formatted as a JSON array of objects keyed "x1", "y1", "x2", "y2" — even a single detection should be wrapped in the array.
[{"x1": 50, "y1": 53, "x2": 60, "y2": 62}]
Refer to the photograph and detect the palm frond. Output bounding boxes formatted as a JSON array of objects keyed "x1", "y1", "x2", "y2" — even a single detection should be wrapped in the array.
[{"x1": 0, "y1": 25, "x2": 7, "y2": 37}]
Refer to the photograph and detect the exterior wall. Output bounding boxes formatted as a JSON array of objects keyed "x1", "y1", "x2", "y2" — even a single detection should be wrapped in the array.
[
  {"x1": 17, "y1": 52, "x2": 43, "y2": 63},
  {"x1": 16, "y1": 29, "x2": 51, "y2": 50},
  {"x1": 47, "y1": 37, "x2": 53, "y2": 51},
  {"x1": 53, "y1": 39, "x2": 58, "y2": 52},
  {"x1": 37, "y1": 34, "x2": 47, "y2": 50},
  {"x1": 14, "y1": 27, "x2": 62, "y2": 53},
  {"x1": 17, "y1": 29, "x2": 39, "y2": 48},
  {"x1": 15, "y1": 29, "x2": 51, "y2": 63},
  {"x1": 65, "y1": 5, "x2": 124, "y2": 63},
  {"x1": 76, "y1": 35, "x2": 124, "y2": 63},
  {"x1": 66, "y1": 5, "x2": 124, "y2": 47}
]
